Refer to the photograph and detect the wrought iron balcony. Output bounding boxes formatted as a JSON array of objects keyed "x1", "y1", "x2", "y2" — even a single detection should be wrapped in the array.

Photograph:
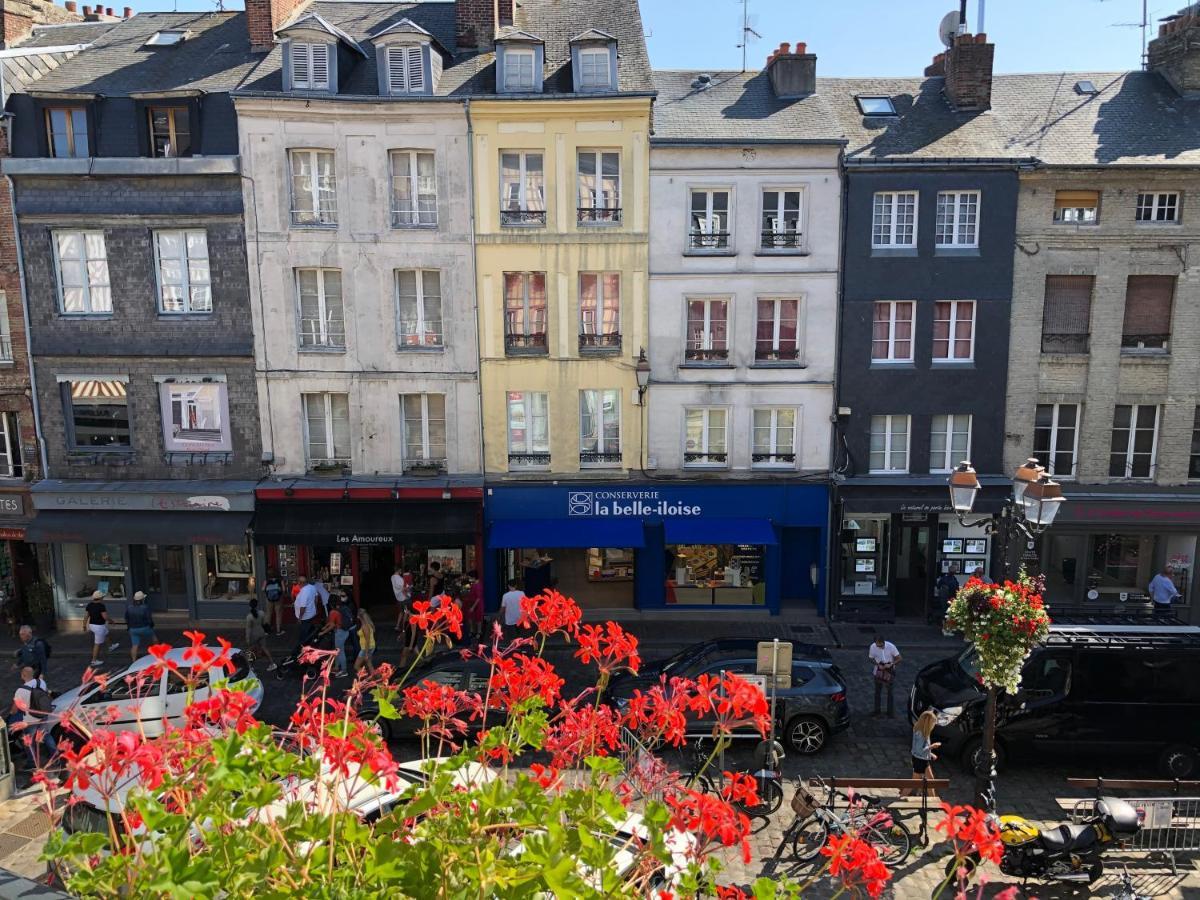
[
  {"x1": 752, "y1": 452, "x2": 796, "y2": 464},
  {"x1": 500, "y1": 209, "x2": 547, "y2": 227},
  {"x1": 505, "y1": 332, "x2": 549, "y2": 355},
  {"x1": 578, "y1": 206, "x2": 622, "y2": 224},
  {"x1": 579, "y1": 332, "x2": 622, "y2": 351},
  {"x1": 755, "y1": 347, "x2": 800, "y2": 362},
  {"x1": 760, "y1": 230, "x2": 802, "y2": 249},
  {"x1": 404, "y1": 457, "x2": 447, "y2": 474},
  {"x1": 684, "y1": 452, "x2": 727, "y2": 465},
  {"x1": 684, "y1": 347, "x2": 729, "y2": 362},
  {"x1": 580, "y1": 451, "x2": 622, "y2": 466},
  {"x1": 688, "y1": 231, "x2": 730, "y2": 250},
  {"x1": 508, "y1": 452, "x2": 551, "y2": 468}
]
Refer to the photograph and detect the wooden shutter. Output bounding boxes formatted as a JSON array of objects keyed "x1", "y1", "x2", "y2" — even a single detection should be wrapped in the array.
[
  {"x1": 290, "y1": 42, "x2": 310, "y2": 87},
  {"x1": 309, "y1": 44, "x2": 329, "y2": 89},
  {"x1": 1123, "y1": 275, "x2": 1175, "y2": 342},
  {"x1": 387, "y1": 47, "x2": 407, "y2": 93},
  {"x1": 406, "y1": 46, "x2": 424, "y2": 92},
  {"x1": 1042, "y1": 275, "x2": 1093, "y2": 351}
]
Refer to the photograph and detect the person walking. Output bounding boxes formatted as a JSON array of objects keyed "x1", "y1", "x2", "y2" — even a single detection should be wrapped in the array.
[
  {"x1": 319, "y1": 593, "x2": 354, "y2": 678},
  {"x1": 903, "y1": 710, "x2": 941, "y2": 796},
  {"x1": 245, "y1": 598, "x2": 277, "y2": 672},
  {"x1": 125, "y1": 591, "x2": 157, "y2": 663},
  {"x1": 9, "y1": 665, "x2": 55, "y2": 766},
  {"x1": 500, "y1": 579, "x2": 526, "y2": 641},
  {"x1": 1148, "y1": 566, "x2": 1181, "y2": 618},
  {"x1": 427, "y1": 561, "x2": 445, "y2": 603},
  {"x1": 391, "y1": 564, "x2": 410, "y2": 635},
  {"x1": 263, "y1": 571, "x2": 285, "y2": 636},
  {"x1": 84, "y1": 591, "x2": 119, "y2": 668},
  {"x1": 869, "y1": 634, "x2": 901, "y2": 717},
  {"x1": 354, "y1": 608, "x2": 376, "y2": 676},
  {"x1": 463, "y1": 570, "x2": 484, "y2": 642},
  {"x1": 293, "y1": 575, "x2": 320, "y2": 652},
  {"x1": 932, "y1": 566, "x2": 960, "y2": 625},
  {"x1": 13, "y1": 625, "x2": 48, "y2": 678}
]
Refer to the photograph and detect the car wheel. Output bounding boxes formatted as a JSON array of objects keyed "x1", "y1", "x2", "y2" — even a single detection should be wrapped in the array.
[
  {"x1": 960, "y1": 737, "x2": 1006, "y2": 775},
  {"x1": 1158, "y1": 744, "x2": 1200, "y2": 779},
  {"x1": 785, "y1": 716, "x2": 829, "y2": 755}
]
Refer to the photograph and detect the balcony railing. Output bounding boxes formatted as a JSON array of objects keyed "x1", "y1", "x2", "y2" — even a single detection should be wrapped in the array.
[
  {"x1": 501, "y1": 209, "x2": 547, "y2": 227},
  {"x1": 755, "y1": 347, "x2": 800, "y2": 362},
  {"x1": 579, "y1": 332, "x2": 621, "y2": 351},
  {"x1": 752, "y1": 452, "x2": 796, "y2": 465},
  {"x1": 404, "y1": 457, "x2": 447, "y2": 474},
  {"x1": 1041, "y1": 333, "x2": 1089, "y2": 354},
  {"x1": 505, "y1": 332, "x2": 549, "y2": 355},
  {"x1": 509, "y1": 452, "x2": 551, "y2": 468},
  {"x1": 578, "y1": 207, "x2": 622, "y2": 224},
  {"x1": 684, "y1": 451, "x2": 727, "y2": 465},
  {"x1": 580, "y1": 451, "x2": 622, "y2": 466},
  {"x1": 1121, "y1": 333, "x2": 1170, "y2": 350},
  {"x1": 760, "y1": 230, "x2": 802, "y2": 249},
  {"x1": 684, "y1": 347, "x2": 729, "y2": 362},
  {"x1": 299, "y1": 320, "x2": 346, "y2": 351},
  {"x1": 688, "y1": 231, "x2": 730, "y2": 250},
  {"x1": 307, "y1": 457, "x2": 351, "y2": 474},
  {"x1": 0, "y1": 335, "x2": 13, "y2": 362}
]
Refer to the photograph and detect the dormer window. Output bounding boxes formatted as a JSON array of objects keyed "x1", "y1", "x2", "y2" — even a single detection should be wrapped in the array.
[
  {"x1": 579, "y1": 48, "x2": 610, "y2": 89},
  {"x1": 372, "y1": 18, "x2": 440, "y2": 96},
  {"x1": 385, "y1": 46, "x2": 425, "y2": 94},
  {"x1": 290, "y1": 42, "x2": 330, "y2": 90},
  {"x1": 504, "y1": 48, "x2": 536, "y2": 91},
  {"x1": 569, "y1": 30, "x2": 617, "y2": 93},
  {"x1": 495, "y1": 30, "x2": 544, "y2": 94}
]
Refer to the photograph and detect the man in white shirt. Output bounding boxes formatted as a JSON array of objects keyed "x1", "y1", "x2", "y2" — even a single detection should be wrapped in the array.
[
  {"x1": 500, "y1": 579, "x2": 527, "y2": 635},
  {"x1": 10, "y1": 665, "x2": 55, "y2": 762},
  {"x1": 294, "y1": 576, "x2": 320, "y2": 649},
  {"x1": 868, "y1": 635, "x2": 902, "y2": 717},
  {"x1": 1148, "y1": 566, "x2": 1181, "y2": 617}
]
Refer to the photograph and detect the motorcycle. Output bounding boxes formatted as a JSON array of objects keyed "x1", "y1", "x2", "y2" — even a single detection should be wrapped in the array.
[{"x1": 948, "y1": 796, "x2": 1141, "y2": 885}]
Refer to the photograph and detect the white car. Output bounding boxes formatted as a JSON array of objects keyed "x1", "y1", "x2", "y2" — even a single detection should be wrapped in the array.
[{"x1": 53, "y1": 647, "x2": 263, "y2": 738}]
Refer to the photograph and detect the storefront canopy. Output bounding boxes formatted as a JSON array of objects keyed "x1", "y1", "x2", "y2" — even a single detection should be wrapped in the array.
[
  {"x1": 25, "y1": 510, "x2": 252, "y2": 545},
  {"x1": 252, "y1": 501, "x2": 478, "y2": 545},
  {"x1": 662, "y1": 518, "x2": 778, "y2": 546},
  {"x1": 487, "y1": 518, "x2": 646, "y2": 549}
]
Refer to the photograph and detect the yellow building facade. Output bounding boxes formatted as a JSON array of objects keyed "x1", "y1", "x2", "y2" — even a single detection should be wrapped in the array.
[{"x1": 472, "y1": 97, "x2": 652, "y2": 476}]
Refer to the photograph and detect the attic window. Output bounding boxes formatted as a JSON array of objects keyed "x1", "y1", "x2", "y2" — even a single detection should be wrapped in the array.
[
  {"x1": 856, "y1": 96, "x2": 896, "y2": 116},
  {"x1": 144, "y1": 30, "x2": 188, "y2": 47},
  {"x1": 1074, "y1": 80, "x2": 1098, "y2": 95}
]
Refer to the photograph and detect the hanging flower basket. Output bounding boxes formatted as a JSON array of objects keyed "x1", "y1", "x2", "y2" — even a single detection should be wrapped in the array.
[{"x1": 945, "y1": 570, "x2": 1051, "y2": 694}]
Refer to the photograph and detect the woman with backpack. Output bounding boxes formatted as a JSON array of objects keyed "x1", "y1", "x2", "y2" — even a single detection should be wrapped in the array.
[
  {"x1": 245, "y1": 598, "x2": 278, "y2": 672},
  {"x1": 319, "y1": 592, "x2": 357, "y2": 678},
  {"x1": 263, "y1": 572, "x2": 285, "y2": 636}
]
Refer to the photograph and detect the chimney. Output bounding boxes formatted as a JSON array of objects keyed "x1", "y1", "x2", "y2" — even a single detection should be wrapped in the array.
[
  {"x1": 456, "y1": 0, "x2": 514, "y2": 51},
  {"x1": 942, "y1": 32, "x2": 994, "y2": 111},
  {"x1": 1149, "y1": 6, "x2": 1200, "y2": 97},
  {"x1": 64, "y1": 1, "x2": 76, "y2": 10},
  {"x1": 766, "y1": 40, "x2": 816, "y2": 99},
  {"x1": 0, "y1": 0, "x2": 84, "y2": 48},
  {"x1": 122, "y1": 5, "x2": 130, "y2": 15},
  {"x1": 245, "y1": 0, "x2": 309, "y2": 53}
]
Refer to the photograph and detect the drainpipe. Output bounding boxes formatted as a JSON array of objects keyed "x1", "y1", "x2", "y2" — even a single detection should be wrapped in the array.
[
  {"x1": 239, "y1": 171, "x2": 277, "y2": 465},
  {"x1": 463, "y1": 99, "x2": 485, "y2": 480},
  {"x1": 826, "y1": 145, "x2": 849, "y2": 631},
  {"x1": 5, "y1": 172, "x2": 48, "y2": 479}
]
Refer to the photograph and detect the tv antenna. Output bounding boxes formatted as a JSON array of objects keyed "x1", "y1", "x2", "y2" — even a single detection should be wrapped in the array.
[
  {"x1": 737, "y1": 0, "x2": 762, "y2": 72},
  {"x1": 1103, "y1": 0, "x2": 1150, "y2": 68}
]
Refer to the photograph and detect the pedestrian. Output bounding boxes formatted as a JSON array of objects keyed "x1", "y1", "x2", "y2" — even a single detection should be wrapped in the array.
[
  {"x1": 932, "y1": 565, "x2": 960, "y2": 625},
  {"x1": 9, "y1": 664, "x2": 55, "y2": 766},
  {"x1": 427, "y1": 561, "x2": 445, "y2": 602},
  {"x1": 500, "y1": 578, "x2": 526, "y2": 640},
  {"x1": 463, "y1": 570, "x2": 484, "y2": 642},
  {"x1": 314, "y1": 568, "x2": 332, "y2": 617},
  {"x1": 293, "y1": 575, "x2": 320, "y2": 652},
  {"x1": 125, "y1": 591, "x2": 157, "y2": 663},
  {"x1": 869, "y1": 634, "x2": 901, "y2": 717},
  {"x1": 1148, "y1": 565, "x2": 1180, "y2": 617},
  {"x1": 84, "y1": 590, "x2": 119, "y2": 668},
  {"x1": 903, "y1": 710, "x2": 940, "y2": 796},
  {"x1": 244, "y1": 598, "x2": 277, "y2": 672},
  {"x1": 263, "y1": 571, "x2": 285, "y2": 636},
  {"x1": 318, "y1": 593, "x2": 354, "y2": 678},
  {"x1": 354, "y1": 608, "x2": 376, "y2": 676},
  {"x1": 13, "y1": 625, "x2": 48, "y2": 678}
]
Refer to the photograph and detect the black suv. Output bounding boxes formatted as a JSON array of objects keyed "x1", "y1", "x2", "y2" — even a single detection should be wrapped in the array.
[
  {"x1": 607, "y1": 638, "x2": 850, "y2": 754},
  {"x1": 910, "y1": 623, "x2": 1200, "y2": 777}
]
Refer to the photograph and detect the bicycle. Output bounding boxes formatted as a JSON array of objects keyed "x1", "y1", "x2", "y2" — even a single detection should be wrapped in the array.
[
  {"x1": 784, "y1": 776, "x2": 912, "y2": 865},
  {"x1": 683, "y1": 737, "x2": 784, "y2": 818}
]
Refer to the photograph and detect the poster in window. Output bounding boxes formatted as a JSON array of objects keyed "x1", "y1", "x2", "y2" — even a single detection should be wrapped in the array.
[
  {"x1": 965, "y1": 538, "x2": 988, "y2": 555},
  {"x1": 963, "y1": 558, "x2": 987, "y2": 575},
  {"x1": 855, "y1": 538, "x2": 877, "y2": 553},
  {"x1": 855, "y1": 558, "x2": 876, "y2": 573},
  {"x1": 427, "y1": 549, "x2": 463, "y2": 574},
  {"x1": 87, "y1": 544, "x2": 124, "y2": 574},
  {"x1": 159, "y1": 381, "x2": 232, "y2": 452},
  {"x1": 215, "y1": 543, "x2": 252, "y2": 577},
  {"x1": 941, "y1": 539, "x2": 964, "y2": 555}
]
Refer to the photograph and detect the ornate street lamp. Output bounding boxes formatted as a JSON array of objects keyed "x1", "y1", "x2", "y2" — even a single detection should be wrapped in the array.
[{"x1": 634, "y1": 348, "x2": 651, "y2": 405}]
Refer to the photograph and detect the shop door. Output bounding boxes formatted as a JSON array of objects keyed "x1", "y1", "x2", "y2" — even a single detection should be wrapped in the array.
[
  {"x1": 146, "y1": 545, "x2": 190, "y2": 612},
  {"x1": 895, "y1": 524, "x2": 930, "y2": 618}
]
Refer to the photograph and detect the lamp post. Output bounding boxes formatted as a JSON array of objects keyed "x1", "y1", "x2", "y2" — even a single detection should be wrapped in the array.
[
  {"x1": 634, "y1": 348, "x2": 651, "y2": 405},
  {"x1": 947, "y1": 457, "x2": 1065, "y2": 811}
]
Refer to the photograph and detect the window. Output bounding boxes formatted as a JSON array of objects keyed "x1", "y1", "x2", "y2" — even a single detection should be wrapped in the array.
[
  {"x1": 61, "y1": 377, "x2": 130, "y2": 449},
  {"x1": 1192, "y1": 408, "x2": 1200, "y2": 479},
  {"x1": 869, "y1": 415, "x2": 909, "y2": 473},
  {"x1": 53, "y1": 231, "x2": 111, "y2": 314},
  {"x1": 871, "y1": 191, "x2": 917, "y2": 248},
  {"x1": 147, "y1": 106, "x2": 191, "y2": 158},
  {"x1": 303, "y1": 393, "x2": 350, "y2": 468},
  {"x1": 1136, "y1": 192, "x2": 1179, "y2": 223},
  {"x1": 1034, "y1": 403, "x2": 1079, "y2": 478},
  {"x1": 296, "y1": 268, "x2": 345, "y2": 350},
  {"x1": 390, "y1": 150, "x2": 436, "y2": 227},
  {"x1": 856, "y1": 96, "x2": 896, "y2": 116},
  {"x1": 578, "y1": 47, "x2": 610, "y2": 89},
  {"x1": 385, "y1": 45, "x2": 425, "y2": 94},
  {"x1": 579, "y1": 389, "x2": 620, "y2": 466},
  {"x1": 1041, "y1": 275, "x2": 1093, "y2": 353},
  {"x1": 503, "y1": 272, "x2": 548, "y2": 352},
  {"x1": 755, "y1": 297, "x2": 800, "y2": 361},
  {"x1": 930, "y1": 414, "x2": 971, "y2": 473},
  {"x1": 503, "y1": 48, "x2": 536, "y2": 91},
  {"x1": 289, "y1": 42, "x2": 330, "y2": 90},
  {"x1": 871, "y1": 301, "x2": 913, "y2": 363},
  {"x1": 1109, "y1": 405, "x2": 1159, "y2": 479},
  {"x1": 1089, "y1": 535, "x2": 1143, "y2": 590},
  {"x1": 932, "y1": 300, "x2": 974, "y2": 362},
  {"x1": 1053, "y1": 190, "x2": 1099, "y2": 224},
  {"x1": 689, "y1": 189, "x2": 730, "y2": 249},
  {"x1": 0, "y1": 293, "x2": 14, "y2": 362},
  {"x1": 577, "y1": 151, "x2": 620, "y2": 223},
  {"x1": 752, "y1": 408, "x2": 796, "y2": 466},
  {"x1": 158, "y1": 379, "x2": 230, "y2": 453},
  {"x1": 579, "y1": 273, "x2": 620, "y2": 349},
  {"x1": 45, "y1": 107, "x2": 88, "y2": 158},
  {"x1": 400, "y1": 394, "x2": 446, "y2": 469},
  {"x1": 154, "y1": 230, "x2": 210, "y2": 313},
  {"x1": 935, "y1": 191, "x2": 979, "y2": 248},
  {"x1": 684, "y1": 408, "x2": 727, "y2": 466},
  {"x1": 841, "y1": 516, "x2": 890, "y2": 596},
  {"x1": 685, "y1": 298, "x2": 729, "y2": 361},
  {"x1": 289, "y1": 149, "x2": 337, "y2": 226},
  {"x1": 1122, "y1": 275, "x2": 1174, "y2": 350},
  {"x1": 396, "y1": 270, "x2": 443, "y2": 348},
  {"x1": 500, "y1": 152, "x2": 546, "y2": 225},
  {"x1": 761, "y1": 190, "x2": 802, "y2": 249},
  {"x1": 0, "y1": 413, "x2": 24, "y2": 477},
  {"x1": 507, "y1": 391, "x2": 549, "y2": 468}
]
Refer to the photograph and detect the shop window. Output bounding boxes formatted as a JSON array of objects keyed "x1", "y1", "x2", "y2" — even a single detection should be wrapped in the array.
[
  {"x1": 667, "y1": 544, "x2": 765, "y2": 605},
  {"x1": 390, "y1": 150, "x2": 437, "y2": 227},
  {"x1": 840, "y1": 516, "x2": 889, "y2": 596},
  {"x1": 396, "y1": 269, "x2": 443, "y2": 348},
  {"x1": 577, "y1": 150, "x2": 620, "y2": 224},
  {"x1": 499, "y1": 152, "x2": 546, "y2": 226},
  {"x1": 755, "y1": 297, "x2": 801, "y2": 361},
  {"x1": 868, "y1": 415, "x2": 909, "y2": 474},
  {"x1": 53, "y1": 231, "x2": 111, "y2": 315},
  {"x1": 45, "y1": 107, "x2": 89, "y2": 158},
  {"x1": 63, "y1": 543, "x2": 126, "y2": 601},
  {"x1": 689, "y1": 188, "x2": 731, "y2": 250},
  {"x1": 932, "y1": 300, "x2": 974, "y2": 362},
  {"x1": 504, "y1": 272, "x2": 548, "y2": 353},
  {"x1": 147, "y1": 106, "x2": 191, "y2": 158},
  {"x1": 157, "y1": 378, "x2": 231, "y2": 453},
  {"x1": 154, "y1": 230, "x2": 211, "y2": 314},
  {"x1": 61, "y1": 377, "x2": 130, "y2": 450},
  {"x1": 289, "y1": 149, "x2": 337, "y2": 226},
  {"x1": 1034, "y1": 403, "x2": 1079, "y2": 478},
  {"x1": 761, "y1": 189, "x2": 802, "y2": 249},
  {"x1": 934, "y1": 190, "x2": 979, "y2": 248},
  {"x1": 871, "y1": 191, "x2": 917, "y2": 248},
  {"x1": 588, "y1": 547, "x2": 633, "y2": 582},
  {"x1": 929, "y1": 414, "x2": 971, "y2": 474},
  {"x1": 751, "y1": 408, "x2": 796, "y2": 467},
  {"x1": 1109, "y1": 404, "x2": 1159, "y2": 479},
  {"x1": 871, "y1": 301, "x2": 913, "y2": 363},
  {"x1": 1053, "y1": 190, "x2": 1099, "y2": 224},
  {"x1": 197, "y1": 543, "x2": 254, "y2": 603},
  {"x1": 684, "y1": 407, "x2": 727, "y2": 467},
  {"x1": 303, "y1": 392, "x2": 350, "y2": 469},
  {"x1": 0, "y1": 412, "x2": 23, "y2": 478},
  {"x1": 507, "y1": 390, "x2": 549, "y2": 469},
  {"x1": 505, "y1": 547, "x2": 633, "y2": 610},
  {"x1": 685, "y1": 298, "x2": 729, "y2": 361},
  {"x1": 296, "y1": 268, "x2": 345, "y2": 350},
  {"x1": 1121, "y1": 275, "x2": 1174, "y2": 351},
  {"x1": 1088, "y1": 533, "x2": 1145, "y2": 590},
  {"x1": 400, "y1": 393, "x2": 446, "y2": 471},
  {"x1": 1041, "y1": 275, "x2": 1093, "y2": 354},
  {"x1": 579, "y1": 273, "x2": 620, "y2": 350},
  {"x1": 579, "y1": 389, "x2": 620, "y2": 467}
]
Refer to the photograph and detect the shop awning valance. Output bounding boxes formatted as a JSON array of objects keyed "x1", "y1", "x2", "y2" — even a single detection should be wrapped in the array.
[
  {"x1": 662, "y1": 518, "x2": 778, "y2": 546},
  {"x1": 486, "y1": 518, "x2": 645, "y2": 549},
  {"x1": 25, "y1": 510, "x2": 251, "y2": 546},
  {"x1": 252, "y1": 501, "x2": 477, "y2": 545}
]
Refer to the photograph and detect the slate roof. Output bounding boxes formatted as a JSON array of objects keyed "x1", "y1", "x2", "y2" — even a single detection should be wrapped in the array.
[{"x1": 18, "y1": 22, "x2": 117, "y2": 49}]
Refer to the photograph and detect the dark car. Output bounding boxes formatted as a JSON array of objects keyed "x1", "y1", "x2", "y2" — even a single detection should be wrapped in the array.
[
  {"x1": 367, "y1": 651, "x2": 498, "y2": 741},
  {"x1": 606, "y1": 638, "x2": 849, "y2": 754},
  {"x1": 910, "y1": 623, "x2": 1200, "y2": 778}
]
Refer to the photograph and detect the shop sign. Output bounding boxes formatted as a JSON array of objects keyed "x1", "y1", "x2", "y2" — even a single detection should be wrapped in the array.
[
  {"x1": 0, "y1": 495, "x2": 24, "y2": 517},
  {"x1": 44, "y1": 493, "x2": 237, "y2": 512},
  {"x1": 567, "y1": 489, "x2": 701, "y2": 518},
  {"x1": 0, "y1": 528, "x2": 24, "y2": 540},
  {"x1": 334, "y1": 534, "x2": 393, "y2": 545},
  {"x1": 898, "y1": 502, "x2": 952, "y2": 513}
]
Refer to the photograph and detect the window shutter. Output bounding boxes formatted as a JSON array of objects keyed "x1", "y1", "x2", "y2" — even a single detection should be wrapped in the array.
[
  {"x1": 1123, "y1": 275, "x2": 1175, "y2": 337},
  {"x1": 386, "y1": 47, "x2": 407, "y2": 93},
  {"x1": 290, "y1": 43, "x2": 310, "y2": 87},
  {"x1": 1054, "y1": 190, "x2": 1099, "y2": 210},
  {"x1": 1043, "y1": 275, "x2": 1093, "y2": 334},
  {"x1": 310, "y1": 44, "x2": 330, "y2": 88},
  {"x1": 406, "y1": 46, "x2": 424, "y2": 92}
]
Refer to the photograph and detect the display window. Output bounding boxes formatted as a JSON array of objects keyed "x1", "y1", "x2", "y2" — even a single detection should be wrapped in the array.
[
  {"x1": 666, "y1": 544, "x2": 764, "y2": 606},
  {"x1": 840, "y1": 516, "x2": 889, "y2": 596},
  {"x1": 503, "y1": 547, "x2": 635, "y2": 609},
  {"x1": 63, "y1": 542, "x2": 127, "y2": 599},
  {"x1": 195, "y1": 542, "x2": 254, "y2": 602}
]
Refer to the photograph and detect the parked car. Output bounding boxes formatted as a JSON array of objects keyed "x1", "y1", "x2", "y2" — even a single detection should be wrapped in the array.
[
  {"x1": 606, "y1": 638, "x2": 849, "y2": 754},
  {"x1": 910, "y1": 622, "x2": 1200, "y2": 777},
  {"x1": 53, "y1": 647, "x2": 263, "y2": 738},
  {"x1": 366, "y1": 651, "x2": 498, "y2": 741}
]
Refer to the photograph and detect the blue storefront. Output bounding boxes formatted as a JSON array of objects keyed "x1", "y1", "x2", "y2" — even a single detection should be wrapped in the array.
[{"x1": 483, "y1": 483, "x2": 829, "y2": 615}]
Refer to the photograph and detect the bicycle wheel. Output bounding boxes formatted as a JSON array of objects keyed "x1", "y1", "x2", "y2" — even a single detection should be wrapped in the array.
[
  {"x1": 738, "y1": 775, "x2": 784, "y2": 817},
  {"x1": 861, "y1": 816, "x2": 911, "y2": 865},
  {"x1": 790, "y1": 816, "x2": 830, "y2": 862}
]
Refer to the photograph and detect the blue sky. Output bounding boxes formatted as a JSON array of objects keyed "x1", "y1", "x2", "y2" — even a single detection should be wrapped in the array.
[{"x1": 112, "y1": 0, "x2": 1159, "y2": 76}]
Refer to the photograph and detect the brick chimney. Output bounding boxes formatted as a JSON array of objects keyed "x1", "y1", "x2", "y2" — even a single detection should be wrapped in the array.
[
  {"x1": 766, "y1": 40, "x2": 816, "y2": 99},
  {"x1": 456, "y1": 0, "x2": 514, "y2": 51},
  {"x1": 941, "y1": 32, "x2": 994, "y2": 111},
  {"x1": 0, "y1": 0, "x2": 84, "y2": 48},
  {"x1": 1149, "y1": 6, "x2": 1200, "y2": 98},
  {"x1": 245, "y1": 0, "x2": 310, "y2": 53}
]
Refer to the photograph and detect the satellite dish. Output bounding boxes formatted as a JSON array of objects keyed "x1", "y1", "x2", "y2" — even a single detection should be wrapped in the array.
[{"x1": 938, "y1": 9, "x2": 963, "y2": 47}]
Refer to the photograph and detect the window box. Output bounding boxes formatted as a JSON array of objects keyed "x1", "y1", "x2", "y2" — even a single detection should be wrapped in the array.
[{"x1": 404, "y1": 459, "x2": 446, "y2": 475}]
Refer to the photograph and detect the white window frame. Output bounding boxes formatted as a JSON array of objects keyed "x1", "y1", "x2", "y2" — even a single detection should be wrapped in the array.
[
  {"x1": 683, "y1": 407, "x2": 728, "y2": 468},
  {"x1": 507, "y1": 390, "x2": 550, "y2": 468},
  {"x1": 59, "y1": 375, "x2": 131, "y2": 450},
  {"x1": 871, "y1": 300, "x2": 914, "y2": 363},
  {"x1": 751, "y1": 407, "x2": 797, "y2": 468},
  {"x1": 684, "y1": 296, "x2": 730, "y2": 360},
  {"x1": 1110, "y1": 404, "x2": 1160, "y2": 480},
  {"x1": 754, "y1": 296, "x2": 802, "y2": 361},
  {"x1": 295, "y1": 268, "x2": 345, "y2": 350},
  {"x1": 760, "y1": 187, "x2": 804, "y2": 249},
  {"x1": 503, "y1": 47, "x2": 536, "y2": 91},
  {"x1": 499, "y1": 151, "x2": 545, "y2": 225},
  {"x1": 929, "y1": 413, "x2": 972, "y2": 474},
  {"x1": 1034, "y1": 402, "x2": 1080, "y2": 479},
  {"x1": 932, "y1": 300, "x2": 975, "y2": 362},
  {"x1": 869, "y1": 414, "x2": 910, "y2": 474},
  {"x1": 1136, "y1": 191, "x2": 1179, "y2": 223},
  {"x1": 576, "y1": 149, "x2": 621, "y2": 223},
  {"x1": 579, "y1": 272, "x2": 620, "y2": 346},
  {"x1": 688, "y1": 187, "x2": 732, "y2": 249},
  {"x1": 156, "y1": 376, "x2": 232, "y2": 453},
  {"x1": 395, "y1": 269, "x2": 443, "y2": 348},
  {"x1": 871, "y1": 191, "x2": 918, "y2": 248},
  {"x1": 578, "y1": 47, "x2": 610, "y2": 89},
  {"x1": 386, "y1": 44, "x2": 425, "y2": 94},
  {"x1": 53, "y1": 230, "x2": 111, "y2": 315},
  {"x1": 400, "y1": 393, "x2": 446, "y2": 467},
  {"x1": 0, "y1": 293, "x2": 13, "y2": 362},
  {"x1": 935, "y1": 190, "x2": 980, "y2": 248},
  {"x1": 302, "y1": 392, "x2": 350, "y2": 468},
  {"x1": 0, "y1": 411, "x2": 22, "y2": 477},
  {"x1": 289, "y1": 149, "x2": 337, "y2": 227},
  {"x1": 153, "y1": 230, "x2": 211, "y2": 314},
  {"x1": 579, "y1": 388, "x2": 621, "y2": 467},
  {"x1": 389, "y1": 149, "x2": 437, "y2": 227},
  {"x1": 289, "y1": 42, "x2": 330, "y2": 91}
]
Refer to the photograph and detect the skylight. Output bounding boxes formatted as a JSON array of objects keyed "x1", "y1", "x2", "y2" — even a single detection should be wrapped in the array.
[
  {"x1": 144, "y1": 30, "x2": 188, "y2": 47},
  {"x1": 856, "y1": 96, "x2": 896, "y2": 116},
  {"x1": 1074, "y1": 80, "x2": 1098, "y2": 95}
]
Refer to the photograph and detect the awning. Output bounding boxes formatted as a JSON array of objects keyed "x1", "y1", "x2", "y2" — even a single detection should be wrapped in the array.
[
  {"x1": 25, "y1": 510, "x2": 251, "y2": 545},
  {"x1": 663, "y1": 518, "x2": 778, "y2": 546},
  {"x1": 487, "y1": 518, "x2": 645, "y2": 549},
  {"x1": 253, "y1": 501, "x2": 478, "y2": 545}
]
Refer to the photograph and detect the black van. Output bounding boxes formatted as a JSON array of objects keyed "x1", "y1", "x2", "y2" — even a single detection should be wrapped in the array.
[{"x1": 909, "y1": 623, "x2": 1200, "y2": 778}]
